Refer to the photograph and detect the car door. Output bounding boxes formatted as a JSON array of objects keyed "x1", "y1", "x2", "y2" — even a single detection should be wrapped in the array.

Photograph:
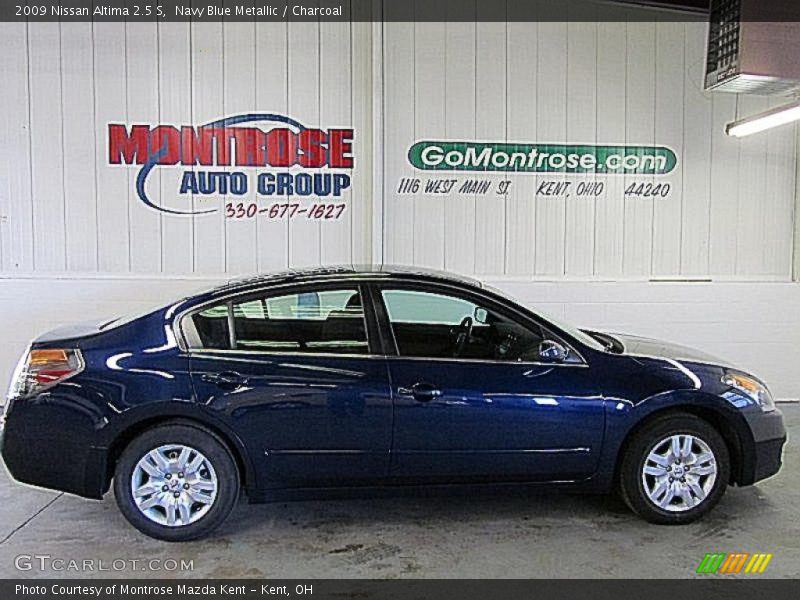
[
  {"x1": 184, "y1": 282, "x2": 392, "y2": 488},
  {"x1": 372, "y1": 282, "x2": 606, "y2": 482}
]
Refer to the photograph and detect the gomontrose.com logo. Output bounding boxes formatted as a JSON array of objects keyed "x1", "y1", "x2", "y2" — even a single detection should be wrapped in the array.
[{"x1": 409, "y1": 141, "x2": 677, "y2": 175}]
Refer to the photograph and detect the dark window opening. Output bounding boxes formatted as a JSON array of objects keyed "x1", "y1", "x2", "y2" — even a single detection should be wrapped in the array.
[
  {"x1": 190, "y1": 287, "x2": 369, "y2": 355},
  {"x1": 381, "y1": 289, "x2": 546, "y2": 361}
]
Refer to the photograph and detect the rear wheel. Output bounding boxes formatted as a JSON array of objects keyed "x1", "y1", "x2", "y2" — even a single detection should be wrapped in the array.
[
  {"x1": 113, "y1": 423, "x2": 239, "y2": 541},
  {"x1": 619, "y1": 414, "x2": 730, "y2": 524}
]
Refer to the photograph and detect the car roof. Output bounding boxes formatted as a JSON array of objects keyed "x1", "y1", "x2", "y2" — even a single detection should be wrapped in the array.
[{"x1": 205, "y1": 264, "x2": 482, "y2": 297}]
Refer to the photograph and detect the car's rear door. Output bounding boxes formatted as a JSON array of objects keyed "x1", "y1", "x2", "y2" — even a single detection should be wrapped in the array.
[
  {"x1": 184, "y1": 282, "x2": 392, "y2": 488},
  {"x1": 371, "y1": 281, "x2": 606, "y2": 482}
]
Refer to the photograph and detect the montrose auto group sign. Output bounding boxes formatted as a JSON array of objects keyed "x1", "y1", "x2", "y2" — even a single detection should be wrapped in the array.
[{"x1": 108, "y1": 113, "x2": 353, "y2": 219}]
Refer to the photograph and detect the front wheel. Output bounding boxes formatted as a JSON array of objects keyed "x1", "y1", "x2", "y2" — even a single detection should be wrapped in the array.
[
  {"x1": 113, "y1": 423, "x2": 240, "y2": 541},
  {"x1": 619, "y1": 414, "x2": 730, "y2": 524}
]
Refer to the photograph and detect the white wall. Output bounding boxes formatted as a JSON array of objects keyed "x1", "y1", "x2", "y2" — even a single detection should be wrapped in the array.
[
  {"x1": 381, "y1": 10, "x2": 797, "y2": 279},
  {"x1": 0, "y1": 13, "x2": 375, "y2": 276},
  {"x1": 495, "y1": 280, "x2": 800, "y2": 400},
  {"x1": 0, "y1": 3, "x2": 799, "y2": 399},
  {"x1": 1, "y1": 5, "x2": 795, "y2": 280},
  {"x1": 1, "y1": 277, "x2": 798, "y2": 401}
]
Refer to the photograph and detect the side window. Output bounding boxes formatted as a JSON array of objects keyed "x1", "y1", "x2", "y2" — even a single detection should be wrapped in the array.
[
  {"x1": 191, "y1": 304, "x2": 230, "y2": 350},
  {"x1": 382, "y1": 290, "x2": 475, "y2": 325},
  {"x1": 188, "y1": 288, "x2": 369, "y2": 354},
  {"x1": 381, "y1": 289, "x2": 546, "y2": 361}
]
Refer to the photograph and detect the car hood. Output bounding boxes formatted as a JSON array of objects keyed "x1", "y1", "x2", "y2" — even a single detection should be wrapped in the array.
[{"x1": 607, "y1": 332, "x2": 732, "y2": 368}]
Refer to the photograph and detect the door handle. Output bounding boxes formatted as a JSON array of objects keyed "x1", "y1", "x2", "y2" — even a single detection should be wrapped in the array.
[
  {"x1": 398, "y1": 382, "x2": 442, "y2": 402},
  {"x1": 201, "y1": 371, "x2": 246, "y2": 390}
]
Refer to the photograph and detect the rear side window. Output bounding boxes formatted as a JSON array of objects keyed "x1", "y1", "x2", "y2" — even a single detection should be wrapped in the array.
[
  {"x1": 187, "y1": 287, "x2": 369, "y2": 355},
  {"x1": 191, "y1": 305, "x2": 230, "y2": 350}
]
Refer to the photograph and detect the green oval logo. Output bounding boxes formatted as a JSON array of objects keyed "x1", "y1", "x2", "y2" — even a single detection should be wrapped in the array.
[{"x1": 408, "y1": 141, "x2": 677, "y2": 175}]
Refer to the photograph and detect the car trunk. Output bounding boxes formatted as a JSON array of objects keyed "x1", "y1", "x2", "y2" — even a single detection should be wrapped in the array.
[{"x1": 32, "y1": 320, "x2": 110, "y2": 345}]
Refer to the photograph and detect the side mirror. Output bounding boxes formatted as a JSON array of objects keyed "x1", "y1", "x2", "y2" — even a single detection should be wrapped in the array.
[
  {"x1": 539, "y1": 340, "x2": 569, "y2": 363},
  {"x1": 474, "y1": 307, "x2": 488, "y2": 324}
]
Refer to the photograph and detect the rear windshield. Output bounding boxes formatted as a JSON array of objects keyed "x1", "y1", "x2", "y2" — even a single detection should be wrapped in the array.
[{"x1": 99, "y1": 295, "x2": 198, "y2": 331}]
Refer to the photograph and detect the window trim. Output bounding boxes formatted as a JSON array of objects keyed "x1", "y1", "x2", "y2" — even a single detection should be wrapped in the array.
[
  {"x1": 370, "y1": 280, "x2": 589, "y2": 367},
  {"x1": 225, "y1": 300, "x2": 236, "y2": 350},
  {"x1": 175, "y1": 275, "x2": 592, "y2": 366},
  {"x1": 177, "y1": 280, "x2": 381, "y2": 357}
]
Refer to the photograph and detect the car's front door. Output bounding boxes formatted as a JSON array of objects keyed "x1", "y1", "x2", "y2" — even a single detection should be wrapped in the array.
[
  {"x1": 185, "y1": 283, "x2": 392, "y2": 488},
  {"x1": 373, "y1": 283, "x2": 606, "y2": 482}
]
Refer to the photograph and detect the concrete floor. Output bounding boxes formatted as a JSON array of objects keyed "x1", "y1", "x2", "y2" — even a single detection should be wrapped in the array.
[{"x1": 0, "y1": 405, "x2": 797, "y2": 579}]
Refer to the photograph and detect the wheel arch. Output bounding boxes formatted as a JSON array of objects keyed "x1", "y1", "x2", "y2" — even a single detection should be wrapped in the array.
[
  {"x1": 613, "y1": 400, "x2": 751, "y2": 487},
  {"x1": 104, "y1": 411, "x2": 256, "y2": 497}
]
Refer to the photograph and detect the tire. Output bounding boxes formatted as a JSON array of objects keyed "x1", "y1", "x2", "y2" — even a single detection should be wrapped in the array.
[
  {"x1": 113, "y1": 423, "x2": 240, "y2": 541},
  {"x1": 618, "y1": 413, "x2": 730, "y2": 524}
]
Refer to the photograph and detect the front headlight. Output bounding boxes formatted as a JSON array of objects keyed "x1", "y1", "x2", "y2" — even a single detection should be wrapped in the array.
[{"x1": 722, "y1": 372, "x2": 775, "y2": 412}]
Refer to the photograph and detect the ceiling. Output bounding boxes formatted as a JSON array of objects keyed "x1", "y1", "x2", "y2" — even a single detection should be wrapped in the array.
[{"x1": 612, "y1": 0, "x2": 708, "y2": 14}]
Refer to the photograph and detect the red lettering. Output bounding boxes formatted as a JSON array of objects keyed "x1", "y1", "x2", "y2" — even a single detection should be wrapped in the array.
[
  {"x1": 211, "y1": 128, "x2": 235, "y2": 166},
  {"x1": 110, "y1": 122, "x2": 354, "y2": 168},
  {"x1": 180, "y1": 127, "x2": 215, "y2": 166},
  {"x1": 233, "y1": 128, "x2": 266, "y2": 167},
  {"x1": 298, "y1": 129, "x2": 326, "y2": 168},
  {"x1": 149, "y1": 126, "x2": 180, "y2": 165},
  {"x1": 108, "y1": 124, "x2": 149, "y2": 164},
  {"x1": 265, "y1": 128, "x2": 297, "y2": 167},
  {"x1": 328, "y1": 129, "x2": 353, "y2": 168}
]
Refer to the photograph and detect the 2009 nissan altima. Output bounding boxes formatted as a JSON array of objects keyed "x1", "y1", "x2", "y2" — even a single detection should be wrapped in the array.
[{"x1": 0, "y1": 266, "x2": 786, "y2": 540}]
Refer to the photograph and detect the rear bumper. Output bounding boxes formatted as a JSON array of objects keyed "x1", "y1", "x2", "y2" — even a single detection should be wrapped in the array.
[
  {"x1": 0, "y1": 398, "x2": 109, "y2": 499},
  {"x1": 738, "y1": 408, "x2": 786, "y2": 486}
]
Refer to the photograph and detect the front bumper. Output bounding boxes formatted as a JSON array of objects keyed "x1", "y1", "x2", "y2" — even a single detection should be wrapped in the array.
[{"x1": 738, "y1": 408, "x2": 786, "y2": 485}]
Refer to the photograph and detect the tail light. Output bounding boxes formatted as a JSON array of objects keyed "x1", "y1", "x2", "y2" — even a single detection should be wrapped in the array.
[{"x1": 7, "y1": 348, "x2": 85, "y2": 400}]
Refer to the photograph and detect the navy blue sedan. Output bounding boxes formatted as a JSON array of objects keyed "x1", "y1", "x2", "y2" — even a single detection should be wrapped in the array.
[{"x1": 0, "y1": 266, "x2": 786, "y2": 540}]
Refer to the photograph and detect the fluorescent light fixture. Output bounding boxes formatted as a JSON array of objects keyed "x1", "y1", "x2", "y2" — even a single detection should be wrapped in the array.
[{"x1": 726, "y1": 100, "x2": 800, "y2": 137}]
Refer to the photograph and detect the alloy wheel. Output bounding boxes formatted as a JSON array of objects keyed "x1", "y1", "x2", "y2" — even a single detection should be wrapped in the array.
[
  {"x1": 641, "y1": 434, "x2": 718, "y2": 512},
  {"x1": 130, "y1": 444, "x2": 218, "y2": 527}
]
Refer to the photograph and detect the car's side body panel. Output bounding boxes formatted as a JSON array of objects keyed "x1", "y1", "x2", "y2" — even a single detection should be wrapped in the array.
[
  {"x1": 189, "y1": 351, "x2": 393, "y2": 487},
  {"x1": 386, "y1": 357, "x2": 607, "y2": 481},
  {"x1": 0, "y1": 266, "x2": 786, "y2": 506}
]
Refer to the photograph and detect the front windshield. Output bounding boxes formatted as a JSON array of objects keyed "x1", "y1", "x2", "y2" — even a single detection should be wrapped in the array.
[{"x1": 483, "y1": 284, "x2": 607, "y2": 352}]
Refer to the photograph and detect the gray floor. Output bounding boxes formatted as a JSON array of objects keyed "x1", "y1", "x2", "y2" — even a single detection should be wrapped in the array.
[{"x1": 0, "y1": 406, "x2": 797, "y2": 579}]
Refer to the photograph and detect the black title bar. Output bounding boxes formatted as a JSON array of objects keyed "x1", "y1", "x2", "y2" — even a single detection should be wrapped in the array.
[
  {"x1": 0, "y1": 0, "x2": 727, "y2": 23},
  {"x1": 3, "y1": 580, "x2": 800, "y2": 600}
]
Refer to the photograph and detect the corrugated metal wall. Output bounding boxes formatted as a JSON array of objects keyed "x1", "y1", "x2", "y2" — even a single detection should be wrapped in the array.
[
  {"x1": 382, "y1": 8, "x2": 797, "y2": 279},
  {"x1": 0, "y1": 4, "x2": 799, "y2": 396},
  {"x1": 0, "y1": 6, "x2": 796, "y2": 281},
  {"x1": 0, "y1": 11, "x2": 374, "y2": 276}
]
